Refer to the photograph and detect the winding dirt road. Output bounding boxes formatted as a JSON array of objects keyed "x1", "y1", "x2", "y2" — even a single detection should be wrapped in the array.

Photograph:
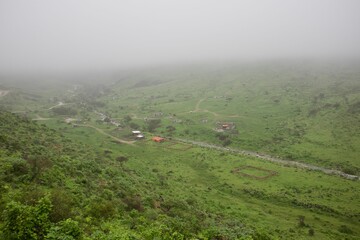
[
  {"x1": 79, "y1": 124, "x2": 135, "y2": 145},
  {"x1": 48, "y1": 101, "x2": 66, "y2": 110},
  {"x1": 194, "y1": 98, "x2": 205, "y2": 112},
  {"x1": 175, "y1": 138, "x2": 359, "y2": 181},
  {"x1": 32, "y1": 115, "x2": 52, "y2": 121},
  {"x1": 191, "y1": 98, "x2": 242, "y2": 118}
]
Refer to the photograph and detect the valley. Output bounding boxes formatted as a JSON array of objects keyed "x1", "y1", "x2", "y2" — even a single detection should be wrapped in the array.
[{"x1": 0, "y1": 61, "x2": 359, "y2": 239}]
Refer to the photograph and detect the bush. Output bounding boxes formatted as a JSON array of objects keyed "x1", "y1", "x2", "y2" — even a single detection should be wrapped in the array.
[
  {"x1": 49, "y1": 189, "x2": 74, "y2": 222},
  {"x1": 123, "y1": 195, "x2": 144, "y2": 212},
  {"x1": 46, "y1": 219, "x2": 82, "y2": 240},
  {"x1": 116, "y1": 156, "x2": 129, "y2": 163},
  {"x1": 87, "y1": 199, "x2": 117, "y2": 219},
  {"x1": 0, "y1": 156, "x2": 30, "y2": 183},
  {"x1": 2, "y1": 196, "x2": 52, "y2": 240},
  {"x1": 147, "y1": 119, "x2": 161, "y2": 132},
  {"x1": 338, "y1": 225, "x2": 353, "y2": 234},
  {"x1": 129, "y1": 122, "x2": 140, "y2": 129},
  {"x1": 298, "y1": 215, "x2": 306, "y2": 227}
]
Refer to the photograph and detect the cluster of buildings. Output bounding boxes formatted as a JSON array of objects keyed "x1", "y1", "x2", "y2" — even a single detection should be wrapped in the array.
[
  {"x1": 132, "y1": 130, "x2": 144, "y2": 140},
  {"x1": 215, "y1": 122, "x2": 236, "y2": 132},
  {"x1": 95, "y1": 111, "x2": 121, "y2": 127},
  {"x1": 132, "y1": 130, "x2": 165, "y2": 142}
]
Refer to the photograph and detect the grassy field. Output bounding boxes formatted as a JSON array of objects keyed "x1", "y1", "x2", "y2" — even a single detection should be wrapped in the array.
[
  {"x1": 92, "y1": 62, "x2": 360, "y2": 174},
  {"x1": 41, "y1": 120, "x2": 360, "y2": 239}
]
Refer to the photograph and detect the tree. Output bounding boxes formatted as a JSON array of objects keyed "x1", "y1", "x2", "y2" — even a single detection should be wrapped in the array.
[
  {"x1": 298, "y1": 215, "x2": 306, "y2": 227},
  {"x1": 147, "y1": 119, "x2": 161, "y2": 132},
  {"x1": 166, "y1": 125, "x2": 176, "y2": 133},
  {"x1": 123, "y1": 115, "x2": 132, "y2": 123},
  {"x1": 129, "y1": 122, "x2": 140, "y2": 130},
  {"x1": 338, "y1": 225, "x2": 353, "y2": 234},
  {"x1": 222, "y1": 139, "x2": 232, "y2": 147},
  {"x1": 45, "y1": 219, "x2": 82, "y2": 240}
]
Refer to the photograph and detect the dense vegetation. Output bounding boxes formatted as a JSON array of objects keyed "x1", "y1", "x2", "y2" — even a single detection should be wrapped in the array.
[{"x1": 0, "y1": 111, "x2": 264, "y2": 239}]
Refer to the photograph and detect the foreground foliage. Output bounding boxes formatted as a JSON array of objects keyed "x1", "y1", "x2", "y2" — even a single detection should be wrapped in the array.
[{"x1": 0, "y1": 111, "x2": 263, "y2": 239}]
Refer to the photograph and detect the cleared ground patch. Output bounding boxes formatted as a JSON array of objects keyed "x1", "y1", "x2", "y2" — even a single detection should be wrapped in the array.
[
  {"x1": 144, "y1": 139, "x2": 193, "y2": 151},
  {"x1": 232, "y1": 165, "x2": 278, "y2": 180},
  {"x1": 165, "y1": 141, "x2": 193, "y2": 151}
]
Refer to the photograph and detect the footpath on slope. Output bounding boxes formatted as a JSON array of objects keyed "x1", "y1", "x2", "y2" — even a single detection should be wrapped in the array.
[
  {"x1": 48, "y1": 101, "x2": 66, "y2": 110},
  {"x1": 174, "y1": 138, "x2": 359, "y2": 181},
  {"x1": 79, "y1": 124, "x2": 135, "y2": 145},
  {"x1": 32, "y1": 114, "x2": 52, "y2": 121},
  {"x1": 191, "y1": 98, "x2": 242, "y2": 118}
]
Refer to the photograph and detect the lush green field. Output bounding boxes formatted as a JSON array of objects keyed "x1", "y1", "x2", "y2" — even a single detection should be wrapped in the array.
[
  {"x1": 93, "y1": 62, "x2": 360, "y2": 174},
  {"x1": 1, "y1": 61, "x2": 359, "y2": 239},
  {"x1": 1, "y1": 111, "x2": 359, "y2": 239}
]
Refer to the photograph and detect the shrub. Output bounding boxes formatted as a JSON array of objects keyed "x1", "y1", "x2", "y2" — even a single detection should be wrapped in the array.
[
  {"x1": 298, "y1": 215, "x2": 306, "y2": 227},
  {"x1": 2, "y1": 196, "x2": 52, "y2": 240},
  {"x1": 46, "y1": 219, "x2": 82, "y2": 240},
  {"x1": 147, "y1": 119, "x2": 161, "y2": 132},
  {"x1": 338, "y1": 225, "x2": 353, "y2": 234},
  {"x1": 123, "y1": 195, "x2": 144, "y2": 212}
]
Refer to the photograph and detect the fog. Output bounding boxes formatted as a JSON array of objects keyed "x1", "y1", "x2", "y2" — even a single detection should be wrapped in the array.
[{"x1": 1, "y1": 0, "x2": 360, "y2": 73}]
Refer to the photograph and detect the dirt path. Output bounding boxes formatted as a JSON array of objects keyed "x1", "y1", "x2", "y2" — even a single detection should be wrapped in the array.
[
  {"x1": 190, "y1": 98, "x2": 242, "y2": 118},
  {"x1": 11, "y1": 111, "x2": 27, "y2": 113},
  {"x1": 0, "y1": 90, "x2": 9, "y2": 97},
  {"x1": 175, "y1": 138, "x2": 359, "y2": 180},
  {"x1": 191, "y1": 98, "x2": 219, "y2": 117},
  {"x1": 32, "y1": 114, "x2": 52, "y2": 121},
  {"x1": 48, "y1": 101, "x2": 66, "y2": 110},
  {"x1": 79, "y1": 124, "x2": 135, "y2": 145},
  {"x1": 194, "y1": 98, "x2": 205, "y2": 111}
]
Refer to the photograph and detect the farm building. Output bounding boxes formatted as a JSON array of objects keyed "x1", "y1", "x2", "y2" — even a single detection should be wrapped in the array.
[
  {"x1": 152, "y1": 136, "x2": 165, "y2": 142},
  {"x1": 153, "y1": 112, "x2": 164, "y2": 117},
  {"x1": 136, "y1": 134, "x2": 145, "y2": 140},
  {"x1": 216, "y1": 122, "x2": 236, "y2": 130}
]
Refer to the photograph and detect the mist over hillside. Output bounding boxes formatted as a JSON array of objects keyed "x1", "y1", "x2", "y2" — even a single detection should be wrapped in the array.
[{"x1": 1, "y1": 0, "x2": 360, "y2": 74}]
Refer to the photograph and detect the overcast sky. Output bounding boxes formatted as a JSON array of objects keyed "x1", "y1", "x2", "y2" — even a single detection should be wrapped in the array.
[{"x1": 0, "y1": 0, "x2": 359, "y2": 72}]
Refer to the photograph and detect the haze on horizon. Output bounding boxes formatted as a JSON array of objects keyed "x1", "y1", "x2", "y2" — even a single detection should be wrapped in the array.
[{"x1": 0, "y1": 0, "x2": 360, "y2": 73}]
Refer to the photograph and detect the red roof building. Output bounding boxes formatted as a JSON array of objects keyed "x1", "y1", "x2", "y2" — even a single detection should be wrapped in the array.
[{"x1": 152, "y1": 136, "x2": 165, "y2": 142}]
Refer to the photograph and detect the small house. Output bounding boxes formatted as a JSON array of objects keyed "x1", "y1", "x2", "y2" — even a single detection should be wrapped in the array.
[
  {"x1": 152, "y1": 136, "x2": 165, "y2": 143},
  {"x1": 216, "y1": 122, "x2": 235, "y2": 130},
  {"x1": 136, "y1": 134, "x2": 145, "y2": 140},
  {"x1": 153, "y1": 112, "x2": 163, "y2": 117},
  {"x1": 132, "y1": 130, "x2": 141, "y2": 135}
]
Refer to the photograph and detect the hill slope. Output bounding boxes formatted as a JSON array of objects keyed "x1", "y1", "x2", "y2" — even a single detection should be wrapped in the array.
[{"x1": 1, "y1": 110, "x2": 359, "y2": 239}]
